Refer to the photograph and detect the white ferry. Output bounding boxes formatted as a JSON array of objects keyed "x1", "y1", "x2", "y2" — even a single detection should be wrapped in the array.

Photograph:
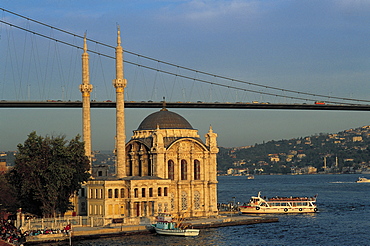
[
  {"x1": 152, "y1": 213, "x2": 199, "y2": 236},
  {"x1": 239, "y1": 192, "x2": 318, "y2": 214}
]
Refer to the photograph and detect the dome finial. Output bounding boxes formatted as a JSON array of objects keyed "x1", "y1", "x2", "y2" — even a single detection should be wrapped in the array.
[
  {"x1": 161, "y1": 96, "x2": 168, "y2": 111},
  {"x1": 209, "y1": 125, "x2": 213, "y2": 133}
]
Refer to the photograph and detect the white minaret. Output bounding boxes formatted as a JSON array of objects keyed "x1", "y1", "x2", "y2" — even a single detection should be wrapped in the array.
[
  {"x1": 80, "y1": 34, "x2": 93, "y2": 173},
  {"x1": 113, "y1": 26, "x2": 127, "y2": 178}
]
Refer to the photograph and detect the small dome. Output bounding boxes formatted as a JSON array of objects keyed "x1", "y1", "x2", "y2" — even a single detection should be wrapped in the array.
[{"x1": 137, "y1": 108, "x2": 193, "y2": 130}]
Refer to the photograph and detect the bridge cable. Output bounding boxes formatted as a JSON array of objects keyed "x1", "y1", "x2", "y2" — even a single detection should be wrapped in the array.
[
  {"x1": 1, "y1": 9, "x2": 369, "y2": 104},
  {"x1": 0, "y1": 19, "x2": 362, "y2": 105}
]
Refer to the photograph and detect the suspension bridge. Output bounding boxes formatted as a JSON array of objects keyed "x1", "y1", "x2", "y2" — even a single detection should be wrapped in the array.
[{"x1": 1, "y1": 7, "x2": 370, "y2": 111}]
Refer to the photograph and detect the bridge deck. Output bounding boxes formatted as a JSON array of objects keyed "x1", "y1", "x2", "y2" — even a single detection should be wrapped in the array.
[{"x1": 1, "y1": 101, "x2": 370, "y2": 111}]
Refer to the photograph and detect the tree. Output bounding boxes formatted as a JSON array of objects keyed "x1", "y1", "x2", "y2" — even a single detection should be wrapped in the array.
[
  {"x1": 0, "y1": 172, "x2": 19, "y2": 212},
  {"x1": 7, "y1": 131, "x2": 90, "y2": 217}
]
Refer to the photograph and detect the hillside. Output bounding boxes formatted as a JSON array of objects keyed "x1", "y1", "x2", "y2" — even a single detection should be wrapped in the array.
[
  {"x1": 217, "y1": 126, "x2": 370, "y2": 175},
  {"x1": 4, "y1": 126, "x2": 370, "y2": 176}
]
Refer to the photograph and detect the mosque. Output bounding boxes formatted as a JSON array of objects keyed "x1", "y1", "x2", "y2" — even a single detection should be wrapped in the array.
[{"x1": 74, "y1": 29, "x2": 219, "y2": 224}]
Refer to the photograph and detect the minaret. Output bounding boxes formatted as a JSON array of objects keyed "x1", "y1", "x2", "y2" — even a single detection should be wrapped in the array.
[
  {"x1": 113, "y1": 26, "x2": 127, "y2": 178},
  {"x1": 80, "y1": 34, "x2": 93, "y2": 173}
]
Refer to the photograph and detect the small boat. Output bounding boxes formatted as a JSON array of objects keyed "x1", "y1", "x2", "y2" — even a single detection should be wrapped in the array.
[
  {"x1": 356, "y1": 177, "x2": 370, "y2": 183},
  {"x1": 239, "y1": 192, "x2": 318, "y2": 214},
  {"x1": 152, "y1": 213, "x2": 199, "y2": 236},
  {"x1": 247, "y1": 175, "x2": 254, "y2": 180}
]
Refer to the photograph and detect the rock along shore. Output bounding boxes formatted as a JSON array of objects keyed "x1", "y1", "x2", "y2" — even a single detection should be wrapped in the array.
[{"x1": 24, "y1": 214, "x2": 278, "y2": 245}]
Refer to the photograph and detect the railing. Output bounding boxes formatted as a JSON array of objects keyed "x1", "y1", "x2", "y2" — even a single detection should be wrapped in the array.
[
  {"x1": 19, "y1": 215, "x2": 147, "y2": 232},
  {"x1": 21, "y1": 216, "x2": 117, "y2": 231}
]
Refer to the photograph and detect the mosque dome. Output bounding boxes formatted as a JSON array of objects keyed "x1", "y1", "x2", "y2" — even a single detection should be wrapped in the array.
[{"x1": 137, "y1": 108, "x2": 194, "y2": 130}]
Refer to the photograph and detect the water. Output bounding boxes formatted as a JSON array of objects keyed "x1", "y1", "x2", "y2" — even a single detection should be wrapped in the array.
[{"x1": 54, "y1": 174, "x2": 370, "y2": 245}]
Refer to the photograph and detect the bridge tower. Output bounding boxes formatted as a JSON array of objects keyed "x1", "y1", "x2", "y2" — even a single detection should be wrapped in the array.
[
  {"x1": 79, "y1": 34, "x2": 93, "y2": 172},
  {"x1": 113, "y1": 26, "x2": 127, "y2": 178}
]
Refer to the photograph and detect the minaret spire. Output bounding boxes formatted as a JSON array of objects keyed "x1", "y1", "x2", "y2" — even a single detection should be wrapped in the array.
[
  {"x1": 117, "y1": 24, "x2": 121, "y2": 46},
  {"x1": 80, "y1": 33, "x2": 93, "y2": 174},
  {"x1": 113, "y1": 25, "x2": 127, "y2": 178}
]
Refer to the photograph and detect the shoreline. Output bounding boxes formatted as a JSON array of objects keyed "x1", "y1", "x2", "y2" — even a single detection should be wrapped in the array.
[{"x1": 24, "y1": 214, "x2": 278, "y2": 245}]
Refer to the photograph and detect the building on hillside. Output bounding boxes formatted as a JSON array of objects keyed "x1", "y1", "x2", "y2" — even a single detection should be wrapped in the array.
[
  {"x1": 0, "y1": 157, "x2": 7, "y2": 173},
  {"x1": 268, "y1": 154, "x2": 280, "y2": 162},
  {"x1": 306, "y1": 166, "x2": 317, "y2": 174},
  {"x1": 352, "y1": 136, "x2": 362, "y2": 142}
]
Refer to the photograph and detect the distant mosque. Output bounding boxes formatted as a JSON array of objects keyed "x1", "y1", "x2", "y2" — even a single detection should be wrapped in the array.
[{"x1": 74, "y1": 28, "x2": 219, "y2": 224}]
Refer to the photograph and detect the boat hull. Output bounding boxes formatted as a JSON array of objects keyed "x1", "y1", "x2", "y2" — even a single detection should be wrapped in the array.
[{"x1": 153, "y1": 226, "x2": 199, "y2": 236}]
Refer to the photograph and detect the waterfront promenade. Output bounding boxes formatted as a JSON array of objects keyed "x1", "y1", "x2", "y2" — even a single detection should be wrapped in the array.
[{"x1": 24, "y1": 214, "x2": 278, "y2": 245}]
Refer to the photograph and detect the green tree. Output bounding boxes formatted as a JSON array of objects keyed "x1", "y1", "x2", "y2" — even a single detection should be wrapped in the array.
[
  {"x1": 0, "y1": 172, "x2": 19, "y2": 212},
  {"x1": 7, "y1": 131, "x2": 90, "y2": 217}
]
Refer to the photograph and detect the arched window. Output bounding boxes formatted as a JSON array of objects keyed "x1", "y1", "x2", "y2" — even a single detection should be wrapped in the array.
[
  {"x1": 158, "y1": 187, "x2": 162, "y2": 196},
  {"x1": 108, "y1": 189, "x2": 113, "y2": 198},
  {"x1": 168, "y1": 160, "x2": 174, "y2": 180},
  {"x1": 164, "y1": 187, "x2": 168, "y2": 196},
  {"x1": 181, "y1": 191, "x2": 188, "y2": 210},
  {"x1": 194, "y1": 191, "x2": 201, "y2": 210},
  {"x1": 138, "y1": 158, "x2": 142, "y2": 176},
  {"x1": 128, "y1": 156, "x2": 133, "y2": 176},
  {"x1": 114, "y1": 189, "x2": 119, "y2": 198},
  {"x1": 149, "y1": 188, "x2": 153, "y2": 197},
  {"x1": 142, "y1": 188, "x2": 146, "y2": 197},
  {"x1": 120, "y1": 188, "x2": 125, "y2": 198},
  {"x1": 170, "y1": 193, "x2": 175, "y2": 211},
  {"x1": 181, "y1": 160, "x2": 187, "y2": 180},
  {"x1": 194, "y1": 159, "x2": 201, "y2": 180},
  {"x1": 134, "y1": 188, "x2": 138, "y2": 198},
  {"x1": 126, "y1": 145, "x2": 132, "y2": 176},
  {"x1": 148, "y1": 158, "x2": 153, "y2": 176}
]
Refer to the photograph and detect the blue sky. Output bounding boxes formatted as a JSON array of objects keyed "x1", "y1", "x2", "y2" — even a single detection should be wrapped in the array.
[{"x1": 1, "y1": 0, "x2": 370, "y2": 151}]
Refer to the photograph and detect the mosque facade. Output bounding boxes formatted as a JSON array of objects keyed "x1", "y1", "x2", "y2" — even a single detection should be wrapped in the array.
[{"x1": 76, "y1": 29, "x2": 219, "y2": 224}]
